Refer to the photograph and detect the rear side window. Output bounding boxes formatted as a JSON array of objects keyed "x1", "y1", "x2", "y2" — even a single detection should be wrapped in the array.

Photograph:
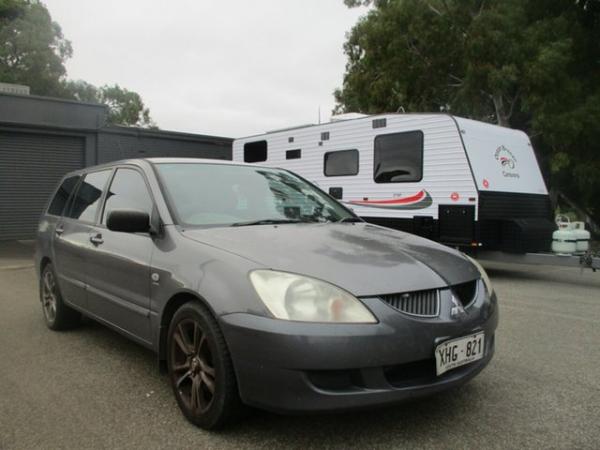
[
  {"x1": 66, "y1": 170, "x2": 111, "y2": 222},
  {"x1": 47, "y1": 176, "x2": 80, "y2": 216},
  {"x1": 374, "y1": 131, "x2": 424, "y2": 183},
  {"x1": 324, "y1": 150, "x2": 359, "y2": 176},
  {"x1": 244, "y1": 141, "x2": 267, "y2": 163},
  {"x1": 102, "y1": 168, "x2": 153, "y2": 224}
]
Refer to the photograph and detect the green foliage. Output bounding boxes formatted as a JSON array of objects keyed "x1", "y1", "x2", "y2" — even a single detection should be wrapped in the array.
[
  {"x1": 0, "y1": 0, "x2": 24, "y2": 20},
  {"x1": 0, "y1": 0, "x2": 156, "y2": 128},
  {"x1": 99, "y1": 85, "x2": 155, "y2": 128},
  {"x1": 62, "y1": 81, "x2": 156, "y2": 128},
  {"x1": 0, "y1": 0, "x2": 72, "y2": 96},
  {"x1": 62, "y1": 80, "x2": 156, "y2": 127},
  {"x1": 336, "y1": 0, "x2": 600, "y2": 222},
  {"x1": 62, "y1": 79, "x2": 99, "y2": 103}
]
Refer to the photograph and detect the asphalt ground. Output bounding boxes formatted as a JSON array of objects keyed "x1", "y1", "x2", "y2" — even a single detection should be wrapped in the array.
[{"x1": 0, "y1": 242, "x2": 599, "y2": 449}]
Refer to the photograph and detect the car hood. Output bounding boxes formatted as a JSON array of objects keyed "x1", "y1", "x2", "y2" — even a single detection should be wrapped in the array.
[{"x1": 182, "y1": 223, "x2": 479, "y2": 297}]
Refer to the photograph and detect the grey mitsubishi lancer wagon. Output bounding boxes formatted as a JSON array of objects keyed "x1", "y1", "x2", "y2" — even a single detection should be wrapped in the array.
[{"x1": 36, "y1": 158, "x2": 498, "y2": 429}]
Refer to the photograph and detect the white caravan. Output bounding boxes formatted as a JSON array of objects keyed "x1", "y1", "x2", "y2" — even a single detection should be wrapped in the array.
[{"x1": 233, "y1": 113, "x2": 555, "y2": 253}]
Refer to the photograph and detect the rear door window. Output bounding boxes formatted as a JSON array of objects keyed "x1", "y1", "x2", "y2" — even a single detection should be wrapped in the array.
[
  {"x1": 47, "y1": 175, "x2": 80, "y2": 216},
  {"x1": 374, "y1": 131, "x2": 424, "y2": 183},
  {"x1": 102, "y1": 168, "x2": 153, "y2": 224},
  {"x1": 66, "y1": 170, "x2": 111, "y2": 222},
  {"x1": 324, "y1": 150, "x2": 359, "y2": 176}
]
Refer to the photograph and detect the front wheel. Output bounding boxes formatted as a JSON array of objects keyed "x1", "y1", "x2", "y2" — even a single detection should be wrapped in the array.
[{"x1": 167, "y1": 301, "x2": 243, "y2": 429}]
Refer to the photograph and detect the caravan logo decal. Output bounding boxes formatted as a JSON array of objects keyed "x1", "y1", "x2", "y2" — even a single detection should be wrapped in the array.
[
  {"x1": 494, "y1": 145, "x2": 520, "y2": 179},
  {"x1": 347, "y1": 190, "x2": 433, "y2": 210}
]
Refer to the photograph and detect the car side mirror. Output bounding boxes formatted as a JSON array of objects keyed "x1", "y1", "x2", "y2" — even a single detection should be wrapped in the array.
[{"x1": 107, "y1": 209, "x2": 150, "y2": 233}]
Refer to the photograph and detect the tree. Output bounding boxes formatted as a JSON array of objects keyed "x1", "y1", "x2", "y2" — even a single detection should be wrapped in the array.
[
  {"x1": 0, "y1": 0, "x2": 157, "y2": 128},
  {"x1": 62, "y1": 81, "x2": 156, "y2": 128},
  {"x1": 335, "y1": 0, "x2": 600, "y2": 226},
  {"x1": 99, "y1": 84, "x2": 156, "y2": 128},
  {"x1": 0, "y1": 0, "x2": 71, "y2": 96},
  {"x1": 62, "y1": 79, "x2": 99, "y2": 103},
  {"x1": 0, "y1": 0, "x2": 24, "y2": 20}
]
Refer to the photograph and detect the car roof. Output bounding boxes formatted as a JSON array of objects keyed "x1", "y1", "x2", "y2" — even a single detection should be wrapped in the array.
[
  {"x1": 62, "y1": 157, "x2": 266, "y2": 178},
  {"x1": 144, "y1": 157, "x2": 252, "y2": 166}
]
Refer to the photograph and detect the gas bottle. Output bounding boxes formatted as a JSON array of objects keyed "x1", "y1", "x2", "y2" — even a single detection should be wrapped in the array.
[
  {"x1": 571, "y1": 221, "x2": 591, "y2": 253},
  {"x1": 552, "y1": 216, "x2": 577, "y2": 254}
]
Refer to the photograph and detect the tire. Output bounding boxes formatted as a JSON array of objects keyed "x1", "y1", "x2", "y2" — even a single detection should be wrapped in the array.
[
  {"x1": 39, "y1": 263, "x2": 81, "y2": 330},
  {"x1": 167, "y1": 301, "x2": 243, "y2": 429}
]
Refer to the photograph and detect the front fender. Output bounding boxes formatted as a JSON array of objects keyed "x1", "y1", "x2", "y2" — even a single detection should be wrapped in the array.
[{"x1": 150, "y1": 226, "x2": 270, "y2": 352}]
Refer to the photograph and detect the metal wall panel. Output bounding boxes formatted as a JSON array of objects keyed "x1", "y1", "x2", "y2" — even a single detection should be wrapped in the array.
[
  {"x1": 97, "y1": 128, "x2": 232, "y2": 163},
  {"x1": 0, "y1": 92, "x2": 106, "y2": 130},
  {"x1": 0, "y1": 131, "x2": 85, "y2": 240}
]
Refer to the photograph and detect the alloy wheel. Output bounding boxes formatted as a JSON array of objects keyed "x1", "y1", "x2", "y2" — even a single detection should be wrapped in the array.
[
  {"x1": 170, "y1": 319, "x2": 216, "y2": 413},
  {"x1": 42, "y1": 269, "x2": 58, "y2": 323}
]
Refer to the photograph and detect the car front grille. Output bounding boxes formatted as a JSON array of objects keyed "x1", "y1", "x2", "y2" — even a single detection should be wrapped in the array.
[
  {"x1": 380, "y1": 288, "x2": 440, "y2": 317},
  {"x1": 379, "y1": 279, "x2": 479, "y2": 317}
]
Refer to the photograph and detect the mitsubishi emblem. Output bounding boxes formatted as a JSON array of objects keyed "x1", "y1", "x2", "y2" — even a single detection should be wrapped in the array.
[{"x1": 450, "y1": 294, "x2": 465, "y2": 318}]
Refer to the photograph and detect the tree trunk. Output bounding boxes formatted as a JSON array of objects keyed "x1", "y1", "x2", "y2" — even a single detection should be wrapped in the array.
[{"x1": 492, "y1": 95, "x2": 509, "y2": 127}]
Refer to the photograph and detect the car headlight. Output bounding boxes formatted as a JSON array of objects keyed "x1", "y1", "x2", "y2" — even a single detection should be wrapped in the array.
[
  {"x1": 465, "y1": 255, "x2": 494, "y2": 296},
  {"x1": 249, "y1": 270, "x2": 377, "y2": 323}
]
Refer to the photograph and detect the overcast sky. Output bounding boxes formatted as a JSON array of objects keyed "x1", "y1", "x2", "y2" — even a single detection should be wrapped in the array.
[{"x1": 43, "y1": 0, "x2": 366, "y2": 137}]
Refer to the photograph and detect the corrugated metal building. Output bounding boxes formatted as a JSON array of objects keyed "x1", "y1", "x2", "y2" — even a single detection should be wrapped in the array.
[{"x1": 0, "y1": 92, "x2": 232, "y2": 240}]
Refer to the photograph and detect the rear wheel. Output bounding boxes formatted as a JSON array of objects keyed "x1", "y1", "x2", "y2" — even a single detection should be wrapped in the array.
[
  {"x1": 40, "y1": 263, "x2": 81, "y2": 330},
  {"x1": 167, "y1": 301, "x2": 243, "y2": 429}
]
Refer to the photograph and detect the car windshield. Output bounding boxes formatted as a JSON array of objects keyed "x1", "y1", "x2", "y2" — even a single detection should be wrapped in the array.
[{"x1": 155, "y1": 162, "x2": 356, "y2": 227}]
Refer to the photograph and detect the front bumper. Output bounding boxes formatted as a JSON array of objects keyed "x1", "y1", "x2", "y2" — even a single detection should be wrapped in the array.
[{"x1": 220, "y1": 291, "x2": 498, "y2": 413}]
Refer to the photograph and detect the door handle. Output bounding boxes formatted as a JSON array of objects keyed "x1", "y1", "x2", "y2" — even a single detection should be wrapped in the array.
[
  {"x1": 89, "y1": 234, "x2": 104, "y2": 245},
  {"x1": 55, "y1": 226, "x2": 64, "y2": 236}
]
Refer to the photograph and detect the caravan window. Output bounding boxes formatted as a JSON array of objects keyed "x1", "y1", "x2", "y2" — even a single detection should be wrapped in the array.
[
  {"x1": 374, "y1": 131, "x2": 423, "y2": 183},
  {"x1": 244, "y1": 141, "x2": 268, "y2": 163},
  {"x1": 324, "y1": 150, "x2": 359, "y2": 177}
]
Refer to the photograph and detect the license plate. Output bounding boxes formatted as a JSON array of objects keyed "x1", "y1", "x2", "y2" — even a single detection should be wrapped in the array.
[{"x1": 435, "y1": 332, "x2": 485, "y2": 376}]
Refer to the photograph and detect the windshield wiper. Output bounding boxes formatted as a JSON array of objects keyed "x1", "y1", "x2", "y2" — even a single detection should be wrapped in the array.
[
  {"x1": 231, "y1": 218, "x2": 303, "y2": 227},
  {"x1": 337, "y1": 217, "x2": 363, "y2": 223}
]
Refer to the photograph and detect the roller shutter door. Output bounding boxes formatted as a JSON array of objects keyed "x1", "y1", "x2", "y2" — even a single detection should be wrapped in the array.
[{"x1": 0, "y1": 132, "x2": 85, "y2": 240}]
